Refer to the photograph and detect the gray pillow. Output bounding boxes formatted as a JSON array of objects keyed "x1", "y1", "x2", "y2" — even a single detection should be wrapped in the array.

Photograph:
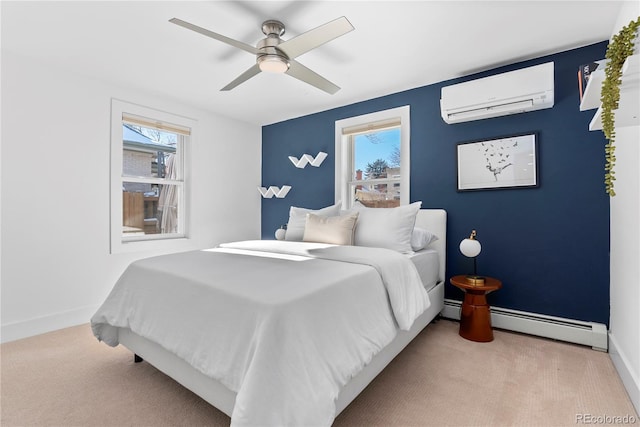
[
  {"x1": 411, "y1": 227, "x2": 438, "y2": 251},
  {"x1": 285, "y1": 202, "x2": 342, "y2": 241}
]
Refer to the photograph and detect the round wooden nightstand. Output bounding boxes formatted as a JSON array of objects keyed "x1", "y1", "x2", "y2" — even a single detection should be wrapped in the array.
[{"x1": 449, "y1": 275, "x2": 502, "y2": 342}]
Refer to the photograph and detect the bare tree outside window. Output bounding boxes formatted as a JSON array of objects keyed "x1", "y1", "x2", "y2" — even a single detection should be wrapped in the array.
[
  {"x1": 389, "y1": 145, "x2": 400, "y2": 168},
  {"x1": 125, "y1": 124, "x2": 177, "y2": 146}
]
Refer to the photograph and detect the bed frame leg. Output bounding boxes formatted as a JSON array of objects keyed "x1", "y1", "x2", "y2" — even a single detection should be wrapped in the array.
[{"x1": 134, "y1": 354, "x2": 143, "y2": 363}]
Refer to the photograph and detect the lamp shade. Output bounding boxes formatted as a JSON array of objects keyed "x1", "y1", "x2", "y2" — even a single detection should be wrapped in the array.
[
  {"x1": 459, "y1": 230, "x2": 481, "y2": 258},
  {"x1": 275, "y1": 226, "x2": 287, "y2": 240}
]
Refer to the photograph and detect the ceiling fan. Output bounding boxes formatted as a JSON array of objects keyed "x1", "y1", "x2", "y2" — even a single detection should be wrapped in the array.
[{"x1": 169, "y1": 16, "x2": 354, "y2": 94}]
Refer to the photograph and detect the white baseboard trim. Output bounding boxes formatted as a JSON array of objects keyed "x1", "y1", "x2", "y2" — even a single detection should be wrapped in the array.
[
  {"x1": 441, "y1": 299, "x2": 608, "y2": 351},
  {"x1": 609, "y1": 332, "x2": 640, "y2": 414},
  {"x1": 1, "y1": 304, "x2": 98, "y2": 344}
]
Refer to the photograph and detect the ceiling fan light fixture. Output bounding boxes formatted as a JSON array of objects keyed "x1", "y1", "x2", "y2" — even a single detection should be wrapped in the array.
[{"x1": 258, "y1": 55, "x2": 290, "y2": 73}]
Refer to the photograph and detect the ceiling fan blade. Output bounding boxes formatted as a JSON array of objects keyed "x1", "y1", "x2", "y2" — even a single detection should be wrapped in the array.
[
  {"x1": 169, "y1": 18, "x2": 259, "y2": 55},
  {"x1": 278, "y1": 16, "x2": 354, "y2": 59},
  {"x1": 221, "y1": 64, "x2": 262, "y2": 91},
  {"x1": 287, "y1": 60, "x2": 340, "y2": 95}
]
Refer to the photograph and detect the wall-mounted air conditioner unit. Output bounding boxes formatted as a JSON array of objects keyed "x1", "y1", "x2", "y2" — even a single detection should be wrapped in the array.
[{"x1": 440, "y1": 62, "x2": 554, "y2": 124}]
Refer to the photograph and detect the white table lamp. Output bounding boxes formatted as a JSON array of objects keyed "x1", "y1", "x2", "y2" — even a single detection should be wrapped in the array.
[
  {"x1": 275, "y1": 225, "x2": 287, "y2": 240},
  {"x1": 459, "y1": 230, "x2": 484, "y2": 284}
]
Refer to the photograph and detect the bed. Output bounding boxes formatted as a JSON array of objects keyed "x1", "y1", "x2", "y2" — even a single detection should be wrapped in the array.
[{"x1": 92, "y1": 208, "x2": 446, "y2": 426}]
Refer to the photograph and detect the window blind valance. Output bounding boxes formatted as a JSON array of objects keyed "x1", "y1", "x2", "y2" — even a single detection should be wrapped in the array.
[
  {"x1": 123, "y1": 113, "x2": 191, "y2": 136},
  {"x1": 341, "y1": 117, "x2": 401, "y2": 136}
]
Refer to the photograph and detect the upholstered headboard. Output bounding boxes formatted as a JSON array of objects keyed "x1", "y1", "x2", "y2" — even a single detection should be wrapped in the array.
[{"x1": 414, "y1": 209, "x2": 447, "y2": 283}]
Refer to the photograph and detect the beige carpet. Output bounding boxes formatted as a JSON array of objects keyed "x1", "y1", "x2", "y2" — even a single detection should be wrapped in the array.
[{"x1": 1, "y1": 319, "x2": 636, "y2": 427}]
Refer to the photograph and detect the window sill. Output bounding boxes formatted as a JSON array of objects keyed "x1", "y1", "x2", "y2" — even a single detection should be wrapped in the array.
[{"x1": 111, "y1": 236, "x2": 193, "y2": 255}]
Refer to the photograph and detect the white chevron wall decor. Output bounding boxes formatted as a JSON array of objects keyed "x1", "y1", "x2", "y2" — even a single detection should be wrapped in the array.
[
  {"x1": 258, "y1": 185, "x2": 291, "y2": 198},
  {"x1": 288, "y1": 151, "x2": 327, "y2": 168}
]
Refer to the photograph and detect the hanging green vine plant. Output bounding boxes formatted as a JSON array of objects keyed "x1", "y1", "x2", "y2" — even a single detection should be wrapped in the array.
[{"x1": 601, "y1": 17, "x2": 640, "y2": 197}]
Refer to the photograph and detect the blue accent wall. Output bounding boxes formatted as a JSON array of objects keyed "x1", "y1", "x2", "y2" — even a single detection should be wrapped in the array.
[{"x1": 262, "y1": 42, "x2": 610, "y2": 325}]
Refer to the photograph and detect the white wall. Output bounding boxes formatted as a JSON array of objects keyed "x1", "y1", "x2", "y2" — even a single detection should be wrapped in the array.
[
  {"x1": 608, "y1": 2, "x2": 640, "y2": 414},
  {"x1": 0, "y1": 51, "x2": 262, "y2": 342}
]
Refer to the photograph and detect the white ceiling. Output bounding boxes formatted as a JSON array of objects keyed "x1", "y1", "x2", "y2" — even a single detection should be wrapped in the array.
[{"x1": 1, "y1": 1, "x2": 624, "y2": 126}]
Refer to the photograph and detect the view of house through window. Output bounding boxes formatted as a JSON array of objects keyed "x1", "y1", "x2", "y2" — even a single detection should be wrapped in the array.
[
  {"x1": 348, "y1": 124, "x2": 401, "y2": 208},
  {"x1": 121, "y1": 117, "x2": 186, "y2": 240},
  {"x1": 335, "y1": 106, "x2": 409, "y2": 210}
]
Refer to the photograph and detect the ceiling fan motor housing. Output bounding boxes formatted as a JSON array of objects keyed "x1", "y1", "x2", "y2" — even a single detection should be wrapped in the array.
[{"x1": 257, "y1": 20, "x2": 289, "y2": 72}]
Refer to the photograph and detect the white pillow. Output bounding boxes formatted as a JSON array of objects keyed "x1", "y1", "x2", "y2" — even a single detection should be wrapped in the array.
[
  {"x1": 285, "y1": 202, "x2": 342, "y2": 241},
  {"x1": 303, "y1": 212, "x2": 359, "y2": 245},
  {"x1": 351, "y1": 201, "x2": 422, "y2": 253},
  {"x1": 411, "y1": 227, "x2": 438, "y2": 251}
]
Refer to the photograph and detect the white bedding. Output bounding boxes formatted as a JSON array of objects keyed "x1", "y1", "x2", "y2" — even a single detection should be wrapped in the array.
[
  {"x1": 91, "y1": 240, "x2": 430, "y2": 427},
  {"x1": 410, "y1": 248, "x2": 440, "y2": 291}
]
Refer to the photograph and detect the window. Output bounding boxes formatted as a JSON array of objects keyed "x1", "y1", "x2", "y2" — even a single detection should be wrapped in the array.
[
  {"x1": 335, "y1": 106, "x2": 410, "y2": 209},
  {"x1": 110, "y1": 99, "x2": 194, "y2": 253}
]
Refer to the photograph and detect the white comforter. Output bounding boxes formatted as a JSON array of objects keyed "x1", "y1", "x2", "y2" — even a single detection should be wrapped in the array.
[{"x1": 91, "y1": 241, "x2": 430, "y2": 426}]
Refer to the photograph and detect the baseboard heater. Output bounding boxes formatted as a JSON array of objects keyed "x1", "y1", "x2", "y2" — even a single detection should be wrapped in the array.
[{"x1": 441, "y1": 299, "x2": 608, "y2": 351}]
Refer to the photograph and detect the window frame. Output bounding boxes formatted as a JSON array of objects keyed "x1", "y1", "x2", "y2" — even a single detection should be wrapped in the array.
[
  {"x1": 334, "y1": 106, "x2": 411, "y2": 209},
  {"x1": 347, "y1": 126, "x2": 402, "y2": 205},
  {"x1": 110, "y1": 99, "x2": 195, "y2": 254}
]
